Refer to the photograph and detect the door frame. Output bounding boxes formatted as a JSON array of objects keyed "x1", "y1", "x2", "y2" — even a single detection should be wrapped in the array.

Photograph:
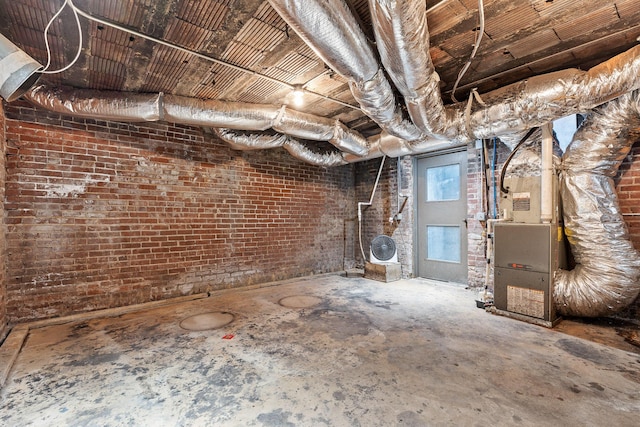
[{"x1": 413, "y1": 145, "x2": 468, "y2": 280}]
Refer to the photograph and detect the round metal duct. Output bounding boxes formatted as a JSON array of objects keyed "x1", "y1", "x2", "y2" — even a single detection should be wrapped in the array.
[{"x1": 0, "y1": 33, "x2": 42, "y2": 102}]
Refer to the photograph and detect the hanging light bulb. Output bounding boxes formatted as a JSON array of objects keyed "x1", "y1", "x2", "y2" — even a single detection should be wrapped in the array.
[{"x1": 292, "y1": 85, "x2": 304, "y2": 107}]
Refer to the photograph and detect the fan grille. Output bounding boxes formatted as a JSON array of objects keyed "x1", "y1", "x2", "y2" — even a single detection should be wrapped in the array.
[{"x1": 371, "y1": 235, "x2": 396, "y2": 261}]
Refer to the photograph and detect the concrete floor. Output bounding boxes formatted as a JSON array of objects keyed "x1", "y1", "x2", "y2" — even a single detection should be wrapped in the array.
[{"x1": 1, "y1": 275, "x2": 639, "y2": 426}]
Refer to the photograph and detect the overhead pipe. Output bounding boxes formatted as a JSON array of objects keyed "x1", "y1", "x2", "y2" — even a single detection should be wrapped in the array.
[
  {"x1": 0, "y1": 33, "x2": 42, "y2": 102},
  {"x1": 540, "y1": 123, "x2": 554, "y2": 223},
  {"x1": 368, "y1": 0, "x2": 640, "y2": 143},
  {"x1": 266, "y1": 0, "x2": 426, "y2": 143},
  {"x1": 555, "y1": 90, "x2": 640, "y2": 317},
  {"x1": 213, "y1": 128, "x2": 348, "y2": 167},
  {"x1": 26, "y1": 84, "x2": 370, "y2": 160}
]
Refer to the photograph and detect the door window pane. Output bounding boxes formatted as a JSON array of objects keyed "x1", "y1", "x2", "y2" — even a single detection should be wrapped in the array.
[
  {"x1": 427, "y1": 225, "x2": 461, "y2": 263},
  {"x1": 426, "y1": 164, "x2": 460, "y2": 201}
]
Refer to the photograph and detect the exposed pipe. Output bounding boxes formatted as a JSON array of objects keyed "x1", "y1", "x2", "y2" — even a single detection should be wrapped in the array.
[
  {"x1": 540, "y1": 123, "x2": 554, "y2": 223},
  {"x1": 555, "y1": 90, "x2": 640, "y2": 317},
  {"x1": 358, "y1": 156, "x2": 387, "y2": 263},
  {"x1": 26, "y1": 84, "x2": 369, "y2": 159},
  {"x1": 0, "y1": 33, "x2": 42, "y2": 102},
  {"x1": 267, "y1": 0, "x2": 426, "y2": 142},
  {"x1": 368, "y1": 0, "x2": 640, "y2": 143}
]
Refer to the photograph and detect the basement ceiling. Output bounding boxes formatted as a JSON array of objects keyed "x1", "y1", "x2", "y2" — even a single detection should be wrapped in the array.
[{"x1": 1, "y1": 0, "x2": 639, "y2": 138}]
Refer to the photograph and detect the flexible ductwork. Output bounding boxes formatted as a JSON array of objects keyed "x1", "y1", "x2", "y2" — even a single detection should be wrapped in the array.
[
  {"x1": 25, "y1": 84, "x2": 370, "y2": 161},
  {"x1": 554, "y1": 90, "x2": 640, "y2": 317},
  {"x1": 267, "y1": 0, "x2": 425, "y2": 143},
  {"x1": 213, "y1": 128, "x2": 348, "y2": 167},
  {"x1": 369, "y1": 0, "x2": 640, "y2": 143},
  {"x1": 27, "y1": 83, "x2": 163, "y2": 121},
  {"x1": 164, "y1": 94, "x2": 370, "y2": 156}
]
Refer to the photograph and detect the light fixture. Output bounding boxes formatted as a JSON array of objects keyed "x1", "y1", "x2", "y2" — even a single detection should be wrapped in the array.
[{"x1": 292, "y1": 85, "x2": 305, "y2": 107}]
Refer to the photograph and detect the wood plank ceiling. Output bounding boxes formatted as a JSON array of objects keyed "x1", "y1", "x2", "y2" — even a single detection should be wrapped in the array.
[{"x1": 1, "y1": 0, "x2": 639, "y2": 137}]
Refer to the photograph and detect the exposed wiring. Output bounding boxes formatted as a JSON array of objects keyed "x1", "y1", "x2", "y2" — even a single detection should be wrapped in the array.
[
  {"x1": 451, "y1": 0, "x2": 485, "y2": 103},
  {"x1": 41, "y1": 0, "x2": 83, "y2": 74},
  {"x1": 499, "y1": 127, "x2": 539, "y2": 194},
  {"x1": 66, "y1": 1, "x2": 359, "y2": 111}
]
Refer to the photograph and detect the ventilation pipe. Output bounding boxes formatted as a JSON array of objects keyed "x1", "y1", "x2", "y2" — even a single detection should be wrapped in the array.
[
  {"x1": 0, "y1": 33, "x2": 42, "y2": 102},
  {"x1": 367, "y1": 0, "x2": 640, "y2": 142},
  {"x1": 540, "y1": 123, "x2": 554, "y2": 223},
  {"x1": 26, "y1": 84, "x2": 369, "y2": 160},
  {"x1": 213, "y1": 129, "x2": 349, "y2": 167},
  {"x1": 266, "y1": 0, "x2": 425, "y2": 143},
  {"x1": 554, "y1": 90, "x2": 640, "y2": 317}
]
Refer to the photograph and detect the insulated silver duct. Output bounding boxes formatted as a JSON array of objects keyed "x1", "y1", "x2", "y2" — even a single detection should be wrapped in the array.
[
  {"x1": 283, "y1": 139, "x2": 348, "y2": 167},
  {"x1": 164, "y1": 94, "x2": 369, "y2": 156},
  {"x1": 27, "y1": 83, "x2": 163, "y2": 122},
  {"x1": 213, "y1": 129, "x2": 287, "y2": 151},
  {"x1": 369, "y1": 0, "x2": 640, "y2": 143},
  {"x1": 25, "y1": 84, "x2": 369, "y2": 161},
  {"x1": 555, "y1": 90, "x2": 640, "y2": 317},
  {"x1": 215, "y1": 128, "x2": 348, "y2": 167},
  {"x1": 267, "y1": 0, "x2": 425, "y2": 142}
]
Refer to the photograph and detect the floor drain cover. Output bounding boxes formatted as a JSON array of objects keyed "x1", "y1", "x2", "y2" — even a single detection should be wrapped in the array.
[
  {"x1": 278, "y1": 295, "x2": 323, "y2": 309},
  {"x1": 180, "y1": 312, "x2": 234, "y2": 331}
]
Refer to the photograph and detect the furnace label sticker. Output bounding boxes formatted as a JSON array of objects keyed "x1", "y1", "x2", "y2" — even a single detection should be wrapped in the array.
[{"x1": 512, "y1": 192, "x2": 531, "y2": 211}]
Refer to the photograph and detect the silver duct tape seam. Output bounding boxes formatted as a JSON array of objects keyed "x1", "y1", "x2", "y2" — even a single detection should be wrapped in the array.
[{"x1": 555, "y1": 90, "x2": 640, "y2": 317}]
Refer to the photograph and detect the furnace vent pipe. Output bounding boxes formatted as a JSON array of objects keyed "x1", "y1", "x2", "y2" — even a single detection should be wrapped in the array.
[
  {"x1": 540, "y1": 123, "x2": 554, "y2": 223},
  {"x1": 0, "y1": 33, "x2": 42, "y2": 102},
  {"x1": 554, "y1": 90, "x2": 640, "y2": 317}
]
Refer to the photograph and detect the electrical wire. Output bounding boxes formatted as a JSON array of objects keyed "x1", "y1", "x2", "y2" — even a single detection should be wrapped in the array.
[
  {"x1": 41, "y1": 0, "x2": 83, "y2": 74},
  {"x1": 451, "y1": 0, "x2": 485, "y2": 103},
  {"x1": 499, "y1": 127, "x2": 539, "y2": 194},
  {"x1": 67, "y1": 2, "x2": 359, "y2": 111}
]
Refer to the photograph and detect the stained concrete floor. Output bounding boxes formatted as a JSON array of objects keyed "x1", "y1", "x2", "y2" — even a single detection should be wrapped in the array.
[{"x1": 1, "y1": 275, "x2": 639, "y2": 426}]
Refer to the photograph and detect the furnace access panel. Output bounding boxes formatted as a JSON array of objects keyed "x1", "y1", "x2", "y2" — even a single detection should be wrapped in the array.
[{"x1": 493, "y1": 223, "x2": 559, "y2": 324}]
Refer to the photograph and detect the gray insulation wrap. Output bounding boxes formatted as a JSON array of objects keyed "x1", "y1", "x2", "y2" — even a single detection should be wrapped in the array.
[{"x1": 555, "y1": 90, "x2": 640, "y2": 317}]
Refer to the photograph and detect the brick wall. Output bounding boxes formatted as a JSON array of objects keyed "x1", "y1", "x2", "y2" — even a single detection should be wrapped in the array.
[
  {"x1": 0, "y1": 101, "x2": 7, "y2": 340},
  {"x1": 4, "y1": 104, "x2": 355, "y2": 323},
  {"x1": 466, "y1": 141, "x2": 486, "y2": 287},
  {"x1": 354, "y1": 156, "x2": 414, "y2": 278},
  {"x1": 614, "y1": 140, "x2": 640, "y2": 319}
]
